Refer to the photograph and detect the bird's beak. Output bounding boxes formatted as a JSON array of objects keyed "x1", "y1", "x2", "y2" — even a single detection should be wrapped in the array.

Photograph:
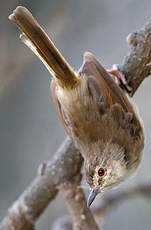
[{"x1": 87, "y1": 187, "x2": 99, "y2": 207}]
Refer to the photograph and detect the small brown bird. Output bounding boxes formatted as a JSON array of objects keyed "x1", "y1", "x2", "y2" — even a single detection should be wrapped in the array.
[{"x1": 9, "y1": 6, "x2": 144, "y2": 207}]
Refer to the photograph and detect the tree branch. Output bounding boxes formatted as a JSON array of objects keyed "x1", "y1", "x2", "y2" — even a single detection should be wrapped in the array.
[
  {"x1": 1, "y1": 8, "x2": 151, "y2": 230},
  {"x1": 60, "y1": 177, "x2": 99, "y2": 230},
  {"x1": 51, "y1": 181, "x2": 151, "y2": 228},
  {"x1": 0, "y1": 138, "x2": 84, "y2": 230},
  {"x1": 120, "y1": 19, "x2": 151, "y2": 96}
]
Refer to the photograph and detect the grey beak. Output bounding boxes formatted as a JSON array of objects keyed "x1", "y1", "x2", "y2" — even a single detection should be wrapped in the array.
[{"x1": 87, "y1": 188, "x2": 99, "y2": 207}]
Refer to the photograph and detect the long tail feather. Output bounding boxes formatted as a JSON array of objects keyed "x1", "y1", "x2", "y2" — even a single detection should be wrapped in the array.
[{"x1": 9, "y1": 6, "x2": 78, "y2": 88}]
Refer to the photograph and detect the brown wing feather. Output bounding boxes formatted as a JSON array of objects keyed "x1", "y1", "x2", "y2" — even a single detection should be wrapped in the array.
[
  {"x1": 79, "y1": 52, "x2": 133, "y2": 113},
  {"x1": 79, "y1": 52, "x2": 143, "y2": 140}
]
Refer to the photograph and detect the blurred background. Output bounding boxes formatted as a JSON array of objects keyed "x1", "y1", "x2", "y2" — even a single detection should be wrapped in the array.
[{"x1": 0, "y1": 0, "x2": 151, "y2": 229}]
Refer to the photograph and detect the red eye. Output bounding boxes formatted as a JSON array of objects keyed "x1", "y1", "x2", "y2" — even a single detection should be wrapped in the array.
[{"x1": 98, "y1": 168, "x2": 105, "y2": 177}]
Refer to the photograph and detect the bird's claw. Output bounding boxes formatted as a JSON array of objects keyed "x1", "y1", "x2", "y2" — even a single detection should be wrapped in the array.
[{"x1": 107, "y1": 64, "x2": 132, "y2": 92}]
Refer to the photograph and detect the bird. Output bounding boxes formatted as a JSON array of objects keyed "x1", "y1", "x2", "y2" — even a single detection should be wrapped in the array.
[{"x1": 9, "y1": 6, "x2": 144, "y2": 207}]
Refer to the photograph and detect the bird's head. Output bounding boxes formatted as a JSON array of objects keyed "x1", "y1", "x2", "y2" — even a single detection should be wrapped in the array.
[{"x1": 85, "y1": 142, "x2": 129, "y2": 207}]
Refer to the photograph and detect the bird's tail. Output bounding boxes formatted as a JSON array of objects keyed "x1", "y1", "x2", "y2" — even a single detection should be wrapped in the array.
[{"x1": 9, "y1": 6, "x2": 78, "y2": 88}]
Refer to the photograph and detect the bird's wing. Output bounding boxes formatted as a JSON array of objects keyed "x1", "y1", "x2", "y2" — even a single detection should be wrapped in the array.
[
  {"x1": 79, "y1": 52, "x2": 133, "y2": 113},
  {"x1": 79, "y1": 52, "x2": 143, "y2": 141}
]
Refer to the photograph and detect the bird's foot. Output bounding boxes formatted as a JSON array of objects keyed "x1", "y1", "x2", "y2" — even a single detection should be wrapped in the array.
[{"x1": 107, "y1": 64, "x2": 132, "y2": 92}]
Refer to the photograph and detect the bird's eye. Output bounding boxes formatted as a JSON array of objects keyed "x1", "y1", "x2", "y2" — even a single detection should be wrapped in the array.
[{"x1": 98, "y1": 168, "x2": 105, "y2": 177}]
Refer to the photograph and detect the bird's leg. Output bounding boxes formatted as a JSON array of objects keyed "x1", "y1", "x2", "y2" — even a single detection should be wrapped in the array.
[{"x1": 107, "y1": 64, "x2": 132, "y2": 92}]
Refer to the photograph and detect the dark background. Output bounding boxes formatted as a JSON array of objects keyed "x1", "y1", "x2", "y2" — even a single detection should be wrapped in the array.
[{"x1": 0, "y1": 0, "x2": 151, "y2": 229}]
